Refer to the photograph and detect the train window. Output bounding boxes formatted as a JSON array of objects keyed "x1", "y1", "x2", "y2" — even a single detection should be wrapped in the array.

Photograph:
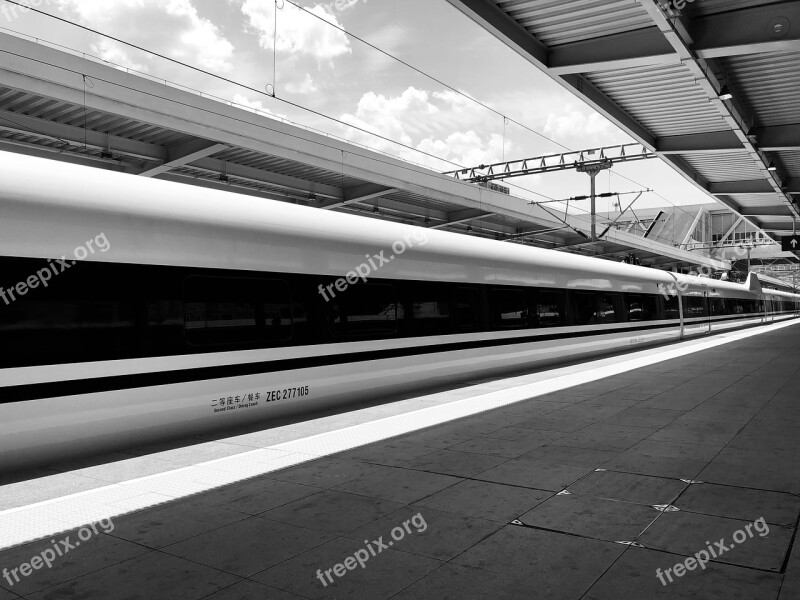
[
  {"x1": 664, "y1": 295, "x2": 680, "y2": 320},
  {"x1": 573, "y1": 292, "x2": 597, "y2": 325},
  {"x1": 640, "y1": 295, "x2": 658, "y2": 321},
  {"x1": 626, "y1": 295, "x2": 643, "y2": 321},
  {"x1": 411, "y1": 284, "x2": 453, "y2": 336},
  {"x1": 626, "y1": 295, "x2": 658, "y2": 321},
  {"x1": 456, "y1": 287, "x2": 482, "y2": 331},
  {"x1": 491, "y1": 289, "x2": 528, "y2": 329},
  {"x1": 684, "y1": 296, "x2": 708, "y2": 317},
  {"x1": 184, "y1": 277, "x2": 291, "y2": 346},
  {"x1": 327, "y1": 283, "x2": 397, "y2": 336},
  {"x1": 596, "y1": 294, "x2": 620, "y2": 324},
  {"x1": 537, "y1": 290, "x2": 566, "y2": 327}
]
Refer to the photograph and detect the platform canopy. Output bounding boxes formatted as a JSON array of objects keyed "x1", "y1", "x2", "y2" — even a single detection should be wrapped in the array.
[
  {"x1": 446, "y1": 0, "x2": 800, "y2": 240},
  {"x1": 0, "y1": 30, "x2": 727, "y2": 271}
]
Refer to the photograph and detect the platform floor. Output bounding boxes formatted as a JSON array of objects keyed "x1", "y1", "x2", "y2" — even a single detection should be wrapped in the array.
[{"x1": 1, "y1": 324, "x2": 799, "y2": 599}]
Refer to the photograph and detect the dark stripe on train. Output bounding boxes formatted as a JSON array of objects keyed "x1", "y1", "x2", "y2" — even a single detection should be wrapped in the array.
[{"x1": 0, "y1": 313, "x2": 778, "y2": 403}]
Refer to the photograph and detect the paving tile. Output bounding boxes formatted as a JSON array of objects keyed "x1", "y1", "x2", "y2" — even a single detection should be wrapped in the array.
[
  {"x1": 260, "y1": 490, "x2": 405, "y2": 535},
  {"x1": 640, "y1": 511, "x2": 793, "y2": 571},
  {"x1": 479, "y1": 426, "x2": 564, "y2": 444},
  {"x1": 0, "y1": 587, "x2": 20, "y2": 600},
  {"x1": 476, "y1": 457, "x2": 593, "y2": 491},
  {"x1": 728, "y1": 429, "x2": 800, "y2": 453},
  {"x1": 404, "y1": 449, "x2": 507, "y2": 477},
  {"x1": 521, "y1": 445, "x2": 621, "y2": 468},
  {"x1": 579, "y1": 396, "x2": 644, "y2": 408},
  {"x1": 453, "y1": 526, "x2": 625, "y2": 598},
  {"x1": 606, "y1": 407, "x2": 684, "y2": 428},
  {"x1": 638, "y1": 392, "x2": 708, "y2": 411},
  {"x1": 583, "y1": 546, "x2": 782, "y2": 600},
  {"x1": 698, "y1": 447, "x2": 800, "y2": 494},
  {"x1": 389, "y1": 563, "x2": 544, "y2": 600},
  {"x1": 253, "y1": 536, "x2": 442, "y2": 600},
  {"x1": 391, "y1": 429, "x2": 476, "y2": 450},
  {"x1": 603, "y1": 450, "x2": 710, "y2": 480},
  {"x1": 681, "y1": 405, "x2": 758, "y2": 425},
  {"x1": 108, "y1": 498, "x2": 247, "y2": 548},
  {"x1": 676, "y1": 483, "x2": 800, "y2": 526},
  {"x1": 648, "y1": 419, "x2": 742, "y2": 446},
  {"x1": 414, "y1": 479, "x2": 552, "y2": 523},
  {"x1": 0, "y1": 531, "x2": 148, "y2": 596},
  {"x1": 440, "y1": 436, "x2": 547, "y2": 458},
  {"x1": 25, "y1": 551, "x2": 240, "y2": 600},
  {"x1": 190, "y1": 477, "x2": 321, "y2": 515},
  {"x1": 343, "y1": 506, "x2": 501, "y2": 561},
  {"x1": 202, "y1": 580, "x2": 306, "y2": 599},
  {"x1": 623, "y1": 438, "x2": 723, "y2": 462},
  {"x1": 567, "y1": 471, "x2": 687, "y2": 505},
  {"x1": 549, "y1": 424, "x2": 653, "y2": 452},
  {"x1": 266, "y1": 458, "x2": 385, "y2": 489},
  {"x1": 333, "y1": 466, "x2": 462, "y2": 503},
  {"x1": 331, "y1": 441, "x2": 436, "y2": 466},
  {"x1": 519, "y1": 493, "x2": 659, "y2": 542},
  {"x1": 163, "y1": 517, "x2": 334, "y2": 577},
  {"x1": 779, "y1": 538, "x2": 800, "y2": 600},
  {"x1": 514, "y1": 414, "x2": 599, "y2": 432},
  {"x1": 418, "y1": 419, "x2": 504, "y2": 439}
]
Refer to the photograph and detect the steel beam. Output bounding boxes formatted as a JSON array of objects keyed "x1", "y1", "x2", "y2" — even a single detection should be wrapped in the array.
[
  {"x1": 430, "y1": 208, "x2": 492, "y2": 229},
  {"x1": 755, "y1": 124, "x2": 800, "y2": 152},
  {"x1": 740, "y1": 207, "x2": 795, "y2": 218},
  {"x1": 656, "y1": 131, "x2": 744, "y2": 154},
  {"x1": 692, "y1": 2, "x2": 800, "y2": 59},
  {"x1": 319, "y1": 183, "x2": 396, "y2": 209},
  {"x1": 137, "y1": 140, "x2": 228, "y2": 177},
  {"x1": 0, "y1": 108, "x2": 165, "y2": 161},
  {"x1": 548, "y1": 27, "x2": 677, "y2": 75},
  {"x1": 191, "y1": 157, "x2": 343, "y2": 200},
  {"x1": 709, "y1": 180, "x2": 780, "y2": 196},
  {"x1": 544, "y1": 4, "x2": 800, "y2": 73}
]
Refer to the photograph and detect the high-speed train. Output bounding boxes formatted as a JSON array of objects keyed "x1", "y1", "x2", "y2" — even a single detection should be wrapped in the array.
[{"x1": 1, "y1": 151, "x2": 798, "y2": 469}]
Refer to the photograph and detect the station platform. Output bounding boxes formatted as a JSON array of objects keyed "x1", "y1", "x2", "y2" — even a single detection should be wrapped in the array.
[{"x1": 1, "y1": 321, "x2": 799, "y2": 599}]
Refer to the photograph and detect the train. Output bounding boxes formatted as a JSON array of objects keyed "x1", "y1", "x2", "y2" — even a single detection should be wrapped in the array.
[{"x1": 1, "y1": 150, "x2": 798, "y2": 469}]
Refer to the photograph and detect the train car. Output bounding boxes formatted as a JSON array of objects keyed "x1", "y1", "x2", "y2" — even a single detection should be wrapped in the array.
[{"x1": 1, "y1": 151, "x2": 798, "y2": 469}]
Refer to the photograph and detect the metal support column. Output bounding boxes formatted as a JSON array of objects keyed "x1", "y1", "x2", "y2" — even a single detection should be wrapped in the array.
[{"x1": 577, "y1": 159, "x2": 613, "y2": 242}]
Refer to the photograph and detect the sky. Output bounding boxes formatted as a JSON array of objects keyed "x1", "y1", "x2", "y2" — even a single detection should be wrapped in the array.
[{"x1": 0, "y1": 0, "x2": 717, "y2": 222}]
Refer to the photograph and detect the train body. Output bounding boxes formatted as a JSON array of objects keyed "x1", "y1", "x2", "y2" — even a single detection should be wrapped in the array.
[{"x1": 1, "y1": 152, "x2": 798, "y2": 468}]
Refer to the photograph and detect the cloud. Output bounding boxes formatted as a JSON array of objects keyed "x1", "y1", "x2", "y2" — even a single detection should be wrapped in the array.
[
  {"x1": 333, "y1": 0, "x2": 363, "y2": 11},
  {"x1": 417, "y1": 130, "x2": 510, "y2": 170},
  {"x1": 240, "y1": 0, "x2": 350, "y2": 63},
  {"x1": 338, "y1": 86, "x2": 520, "y2": 172},
  {"x1": 56, "y1": 0, "x2": 235, "y2": 72},
  {"x1": 284, "y1": 73, "x2": 319, "y2": 95},
  {"x1": 543, "y1": 105, "x2": 628, "y2": 144}
]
